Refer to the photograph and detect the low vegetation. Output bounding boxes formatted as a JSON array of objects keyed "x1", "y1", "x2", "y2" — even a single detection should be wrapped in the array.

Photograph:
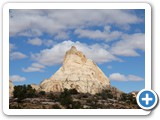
[
  {"x1": 9, "y1": 85, "x2": 139, "y2": 109},
  {"x1": 13, "y1": 85, "x2": 36, "y2": 102}
]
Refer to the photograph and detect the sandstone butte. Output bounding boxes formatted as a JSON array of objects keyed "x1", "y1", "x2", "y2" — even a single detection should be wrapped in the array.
[
  {"x1": 32, "y1": 46, "x2": 110, "y2": 94},
  {"x1": 9, "y1": 80, "x2": 14, "y2": 97}
]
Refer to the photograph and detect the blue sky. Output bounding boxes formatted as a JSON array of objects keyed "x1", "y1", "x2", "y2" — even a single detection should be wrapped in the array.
[{"x1": 9, "y1": 9, "x2": 145, "y2": 93}]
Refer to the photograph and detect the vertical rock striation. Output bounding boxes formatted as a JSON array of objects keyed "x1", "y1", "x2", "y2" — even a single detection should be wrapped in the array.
[
  {"x1": 39, "y1": 46, "x2": 110, "y2": 94},
  {"x1": 9, "y1": 80, "x2": 14, "y2": 97}
]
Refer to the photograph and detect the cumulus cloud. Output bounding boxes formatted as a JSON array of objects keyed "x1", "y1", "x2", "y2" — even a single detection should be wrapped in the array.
[
  {"x1": 27, "y1": 38, "x2": 55, "y2": 47},
  {"x1": 109, "y1": 73, "x2": 144, "y2": 81},
  {"x1": 54, "y1": 31, "x2": 69, "y2": 40},
  {"x1": 9, "y1": 43, "x2": 16, "y2": 52},
  {"x1": 27, "y1": 38, "x2": 43, "y2": 46},
  {"x1": 110, "y1": 33, "x2": 145, "y2": 56},
  {"x1": 9, "y1": 10, "x2": 142, "y2": 38},
  {"x1": 127, "y1": 75, "x2": 144, "y2": 81},
  {"x1": 10, "y1": 75, "x2": 26, "y2": 82},
  {"x1": 10, "y1": 52, "x2": 27, "y2": 60},
  {"x1": 9, "y1": 43, "x2": 27, "y2": 60},
  {"x1": 109, "y1": 73, "x2": 127, "y2": 81},
  {"x1": 29, "y1": 40, "x2": 120, "y2": 67},
  {"x1": 43, "y1": 39, "x2": 55, "y2": 47},
  {"x1": 75, "y1": 26, "x2": 122, "y2": 41},
  {"x1": 22, "y1": 63, "x2": 45, "y2": 72}
]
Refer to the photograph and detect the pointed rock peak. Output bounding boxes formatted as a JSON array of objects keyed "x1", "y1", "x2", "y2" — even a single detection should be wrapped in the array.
[
  {"x1": 66, "y1": 46, "x2": 78, "y2": 55},
  {"x1": 63, "y1": 46, "x2": 87, "y2": 66},
  {"x1": 70, "y1": 46, "x2": 77, "y2": 52},
  {"x1": 39, "y1": 46, "x2": 110, "y2": 94},
  {"x1": 71, "y1": 46, "x2": 77, "y2": 50}
]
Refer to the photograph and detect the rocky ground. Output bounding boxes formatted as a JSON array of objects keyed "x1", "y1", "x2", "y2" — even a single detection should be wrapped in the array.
[{"x1": 9, "y1": 88, "x2": 139, "y2": 109}]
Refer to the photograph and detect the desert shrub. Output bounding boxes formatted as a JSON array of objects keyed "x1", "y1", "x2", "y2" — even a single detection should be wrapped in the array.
[
  {"x1": 47, "y1": 93, "x2": 54, "y2": 99},
  {"x1": 120, "y1": 93, "x2": 128, "y2": 101},
  {"x1": 39, "y1": 91, "x2": 46, "y2": 96},
  {"x1": 95, "y1": 93, "x2": 101, "y2": 96},
  {"x1": 131, "y1": 97, "x2": 137, "y2": 104},
  {"x1": 90, "y1": 102, "x2": 102, "y2": 109},
  {"x1": 59, "y1": 88, "x2": 73, "y2": 107},
  {"x1": 52, "y1": 104, "x2": 61, "y2": 109},
  {"x1": 60, "y1": 95, "x2": 73, "y2": 106},
  {"x1": 127, "y1": 93, "x2": 137, "y2": 104},
  {"x1": 86, "y1": 99, "x2": 92, "y2": 103},
  {"x1": 69, "y1": 88, "x2": 79, "y2": 94},
  {"x1": 101, "y1": 89, "x2": 113, "y2": 100},
  {"x1": 13, "y1": 85, "x2": 36, "y2": 102},
  {"x1": 119, "y1": 93, "x2": 137, "y2": 105},
  {"x1": 79, "y1": 93, "x2": 90, "y2": 99},
  {"x1": 13, "y1": 85, "x2": 26, "y2": 102},
  {"x1": 59, "y1": 88, "x2": 81, "y2": 108},
  {"x1": 71, "y1": 101, "x2": 81, "y2": 109},
  {"x1": 47, "y1": 93, "x2": 59, "y2": 102},
  {"x1": 26, "y1": 85, "x2": 36, "y2": 98}
]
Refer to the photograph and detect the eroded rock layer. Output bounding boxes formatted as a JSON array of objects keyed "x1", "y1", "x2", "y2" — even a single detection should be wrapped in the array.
[{"x1": 39, "y1": 46, "x2": 110, "y2": 94}]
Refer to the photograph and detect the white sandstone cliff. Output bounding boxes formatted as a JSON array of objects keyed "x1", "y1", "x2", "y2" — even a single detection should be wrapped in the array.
[
  {"x1": 39, "y1": 46, "x2": 110, "y2": 94},
  {"x1": 9, "y1": 80, "x2": 14, "y2": 97}
]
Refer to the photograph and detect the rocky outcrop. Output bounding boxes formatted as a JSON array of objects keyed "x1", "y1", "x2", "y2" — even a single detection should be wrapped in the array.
[
  {"x1": 39, "y1": 46, "x2": 110, "y2": 94},
  {"x1": 31, "y1": 84, "x2": 40, "y2": 91},
  {"x1": 9, "y1": 80, "x2": 14, "y2": 97}
]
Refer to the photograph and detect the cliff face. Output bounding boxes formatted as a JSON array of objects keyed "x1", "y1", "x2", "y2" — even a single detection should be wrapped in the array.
[
  {"x1": 39, "y1": 46, "x2": 110, "y2": 94},
  {"x1": 9, "y1": 80, "x2": 14, "y2": 97}
]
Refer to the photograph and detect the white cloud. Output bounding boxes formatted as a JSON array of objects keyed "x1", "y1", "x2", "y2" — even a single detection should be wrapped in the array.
[
  {"x1": 110, "y1": 33, "x2": 145, "y2": 56},
  {"x1": 10, "y1": 52, "x2": 27, "y2": 60},
  {"x1": 109, "y1": 73, "x2": 127, "y2": 81},
  {"x1": 27, "y1": 38, "x2": 55, "y2": 47},
  {"x1": 27, "y1": 38, "x2": 43, "y2": 46},
  {"x1": 10, "y1": 75, "x2": 26, "y2": 82},
  {"x1": 30, "y1": 40, "x2": 120, "y2": 67},
  {"x1": 54, "y1": 31, "x2": 69, "y2": 40},
  {"x1": 43, "y1": 39, "x2": 55, "y2": 47},
  {"x1": 9, "y1": 43, "x2": 27, "y2": 60},
  {"x1": 18, "y1": 29, "x2": 42, "y2": 37},
  {"x1": 75, "y1": 26, "x2": 122, "y2": 41},
  {"x1": 127, "y1": 75, "x2": 144, "y2": 81},
  {"x1": 9, "y1": 10, "x2": 142, "y2": 37},
  {"x1": 109, "y1": 73, "x2": 144, "y2": 81},
  {"x1": 9, "y1": 43, "x2": 16, "y2": 52},
  {"x1": 22, "y1": 63, "x2": 45, "y2": 72}
]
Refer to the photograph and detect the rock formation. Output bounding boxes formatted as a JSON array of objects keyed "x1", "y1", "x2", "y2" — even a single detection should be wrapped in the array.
[
  {"x1": 39, "y1": 46, "x2": 110, "y2": 94},
  {"x1": 9, "y1": 80, "x2": 14, "y2": 97},
  {"x1": 31, "y1": 84, "x2": 40, "y2": 91}
]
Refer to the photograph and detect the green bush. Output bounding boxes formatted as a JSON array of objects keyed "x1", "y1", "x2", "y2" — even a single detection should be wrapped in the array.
[
  {"x1": 71, "y1": 101, "x2": 81, "y2": 109},
  {"x1": 47, "y1": 93, "x2": 54, "y2": 99},
  {"x1": 120, "y1": 93, "x2": 128, "y2": 101},
  {"x1": 69, "y1": 88, "x2": 79, "y2": 94},
  {"x1": 13, "y1": 85, "x2": 36, "y2": 102},
  {"x1": 120, "y1": 93, "x2": 137, "y2": 105},
  {"x1": 101, "y1": 89, "x2": 113, "y2": 100},
  {"x1": 39, "y1": 91, "x2": 46, "y2": 96},
  {"x1": 86, "y1": 99, "x2": 92, "y2": 103},
  {"x1": 59, "y1": 88, "x2": 81, "y2": 108},
  {"x1": 47, "y1": 93, "x2": 59, "y2": 102},
  {"x1": 59, "y1": 89, "x2": 73, "y2": 106}
]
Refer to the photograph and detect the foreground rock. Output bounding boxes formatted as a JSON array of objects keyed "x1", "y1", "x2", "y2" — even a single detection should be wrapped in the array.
[
  {"x1": 39, "y1": 46, "x2": 110, "y2": 94},
  {"x1": 9, "y1": 89, "x2": 139, "y2": 109}
]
